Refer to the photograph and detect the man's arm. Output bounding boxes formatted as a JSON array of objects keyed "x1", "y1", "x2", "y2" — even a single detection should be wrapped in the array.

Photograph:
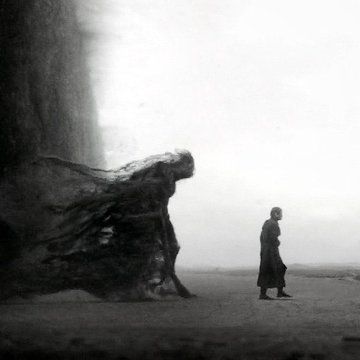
[{"x1": 266, "y1": 222, "x2": 280, "y2": 247}]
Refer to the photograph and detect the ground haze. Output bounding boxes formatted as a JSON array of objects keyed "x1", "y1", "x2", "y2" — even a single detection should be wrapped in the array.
[{"x1": 1, "y1": 266, "x2": 360, "y2": 359}]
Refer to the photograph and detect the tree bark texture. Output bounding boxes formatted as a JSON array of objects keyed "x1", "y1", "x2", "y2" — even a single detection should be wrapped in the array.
[{"x1": 0, "y1": 150, "x2": 194, "y2": 301}]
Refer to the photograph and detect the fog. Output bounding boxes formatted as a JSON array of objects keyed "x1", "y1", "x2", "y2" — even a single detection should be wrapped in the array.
[{"x1": 77, "y1": 0, "x2": 360, "y2": 267}]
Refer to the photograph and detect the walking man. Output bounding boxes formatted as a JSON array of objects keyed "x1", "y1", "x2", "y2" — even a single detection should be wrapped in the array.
[{"x1": 257, "y1": 207, "x2": 291, "y2": 300}]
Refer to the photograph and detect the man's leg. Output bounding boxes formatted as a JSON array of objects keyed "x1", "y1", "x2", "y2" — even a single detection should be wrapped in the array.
[
  {"x1": 259, "y1": 287, "x2": 273, "y2": 300},
  {"x1": 277, "y1": 287, "x2": 292, "y2": 298}
]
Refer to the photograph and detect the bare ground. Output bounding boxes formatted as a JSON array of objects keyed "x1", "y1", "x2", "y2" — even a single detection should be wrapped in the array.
[{"x1": 1, "y1": 271, "x2": 360, "y2": 359}]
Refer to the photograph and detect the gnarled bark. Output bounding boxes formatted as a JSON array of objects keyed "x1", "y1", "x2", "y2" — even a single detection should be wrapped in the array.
[{"x1": 0, "y1": 150, "x2": 194, "y2": 301}]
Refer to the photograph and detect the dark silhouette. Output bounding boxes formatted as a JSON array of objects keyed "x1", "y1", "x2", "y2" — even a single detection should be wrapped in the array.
[{"x1": 257, "y1": 207, "x2": 291, "y2": 300}]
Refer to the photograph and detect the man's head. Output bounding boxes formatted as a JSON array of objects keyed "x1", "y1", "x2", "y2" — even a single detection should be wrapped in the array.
[{"x1": 270, "y1": 207, "x2": 282, "y2": 221}]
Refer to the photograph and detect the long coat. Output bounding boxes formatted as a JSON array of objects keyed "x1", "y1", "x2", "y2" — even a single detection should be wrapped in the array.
[{"x1": 257, "y1": 218, "x2": 287, "y2": 288}]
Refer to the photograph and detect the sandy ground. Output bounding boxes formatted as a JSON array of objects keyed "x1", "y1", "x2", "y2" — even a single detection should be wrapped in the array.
[{"x1": 1, "y1": 271, "x2": 360, "y2": 359}]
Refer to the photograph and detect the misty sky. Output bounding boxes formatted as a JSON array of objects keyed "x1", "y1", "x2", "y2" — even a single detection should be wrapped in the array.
[{"x1": 77, "y1": 0, "x2": 360, "y2": 267}]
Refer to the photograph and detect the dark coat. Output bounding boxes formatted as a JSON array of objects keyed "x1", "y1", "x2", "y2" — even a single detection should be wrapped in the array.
[{"x1": 257, "y1": 218, "x2": 287, "y2": 288}]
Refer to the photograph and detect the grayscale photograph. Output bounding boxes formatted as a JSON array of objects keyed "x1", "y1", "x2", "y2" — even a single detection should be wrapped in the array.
[{"x1": 1, "y1": 1, "x2": 360, "y2": 359}]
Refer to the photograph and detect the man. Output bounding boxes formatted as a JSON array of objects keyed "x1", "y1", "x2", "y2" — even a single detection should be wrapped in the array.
[{"x1": 257, "y1": 207, "x2": 291, "y2": 300}]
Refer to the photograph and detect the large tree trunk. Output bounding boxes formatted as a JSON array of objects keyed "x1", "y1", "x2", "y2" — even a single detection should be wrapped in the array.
[
  {"x1": 0, "y1": 0, "x2": 103, "y2": 171},
  {"x1": 0, "y1": 150, "x2": 195, "y2": 301}
]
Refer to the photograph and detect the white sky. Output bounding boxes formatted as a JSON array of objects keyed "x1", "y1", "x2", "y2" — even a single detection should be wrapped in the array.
[{"x1": 77, "y1": 0, "x2": 360, "y2": 267}]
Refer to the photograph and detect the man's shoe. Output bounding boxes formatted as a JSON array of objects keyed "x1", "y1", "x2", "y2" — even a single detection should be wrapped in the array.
[
  {"x1": 259, "y1": 294, "x2": 274, "y2": 300},
  {"x1": 277, "y1": 292, "x2": 292, "y2": 298}
]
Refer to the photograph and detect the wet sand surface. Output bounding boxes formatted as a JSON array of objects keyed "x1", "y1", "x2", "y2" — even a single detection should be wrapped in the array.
[{"x1": 1, "y1": 272, "x2": 360, "y2": 359}]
